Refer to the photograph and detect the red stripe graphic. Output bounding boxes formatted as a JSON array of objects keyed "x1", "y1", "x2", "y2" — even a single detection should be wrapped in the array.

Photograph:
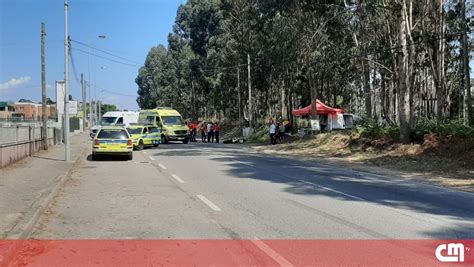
[{"x1": 1, "y1": 240, "x2": 473, "y2": 266}]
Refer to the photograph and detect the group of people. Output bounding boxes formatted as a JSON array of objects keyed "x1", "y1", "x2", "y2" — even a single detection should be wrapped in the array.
[
  {"x1": 187, "y1": 121, "x2": 221, "y2": 143},
  {"x1": 269, "y1": 120, "x2": 287, "y2": 145}
]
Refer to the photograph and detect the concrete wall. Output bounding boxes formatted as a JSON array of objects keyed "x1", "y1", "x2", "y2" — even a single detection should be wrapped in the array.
[{"x1": 0, "y1": 124, "x2": 61, "y2": 168}]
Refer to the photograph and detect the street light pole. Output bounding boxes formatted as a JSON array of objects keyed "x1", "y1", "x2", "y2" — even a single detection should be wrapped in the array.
[
  {"x1": 64, "y1": 0, "x2": 71, "y2": 162},
  {"x1": 81, "y1": 73, "x2": 86, "y2": 131},
  {"x1": 94, "y1": 81, "x2": 97, "y2": 123},
  {"x1": 96, "y1": 66, "x2": 106, "y2": 123}
]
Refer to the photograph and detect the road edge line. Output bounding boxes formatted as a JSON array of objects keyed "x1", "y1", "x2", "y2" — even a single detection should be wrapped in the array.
[
  {"x1": 196, "y1": 194, "x2": 221, "y2": 211},
  {"x1": 171, "y1": 174, "x2": 185, "y2": 183},
  {"x1": 299, "y1": 180, "x2": 364, "y2": 201}
]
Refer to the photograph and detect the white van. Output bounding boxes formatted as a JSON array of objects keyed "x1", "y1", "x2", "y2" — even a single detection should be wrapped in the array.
[{"x1": 90, "y1": 111, "x2": 139, "y2": 138}]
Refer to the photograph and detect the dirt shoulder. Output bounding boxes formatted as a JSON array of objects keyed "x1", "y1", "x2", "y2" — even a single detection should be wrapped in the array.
[{"x1": 250, "y1": 132, "x2": 474, "y2": 192}]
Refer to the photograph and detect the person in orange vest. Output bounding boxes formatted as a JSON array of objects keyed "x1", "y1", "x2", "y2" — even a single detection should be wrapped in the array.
[
  {"x1": 213, "y1": 122, "x2": 221, "y2": 143},
  {"x1": 188, "y1": 122, "x2": 197, "y2": 142}
]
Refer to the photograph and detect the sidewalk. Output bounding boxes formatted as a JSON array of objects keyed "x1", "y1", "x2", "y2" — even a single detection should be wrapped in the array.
[{"x1": 0, "y1": 132, "x2": 90, "y2": 238}]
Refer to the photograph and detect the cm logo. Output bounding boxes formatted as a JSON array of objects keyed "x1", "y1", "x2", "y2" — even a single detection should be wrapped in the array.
[{"x1": 435, "y1": 243, "x2": 465, "y2": 263}]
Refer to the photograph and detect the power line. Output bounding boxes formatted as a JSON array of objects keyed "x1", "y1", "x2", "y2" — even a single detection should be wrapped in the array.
[
  {"x1": 100, "y1": 89, "x2": 137, "y2": 97},
  {"x1": 72, "y1": 47, "x2": 142, "y2": 68},
  {"x1": 69, "y1": 47, "x2": 81, "y2": 84},
  {"x1": 0, "y1": 85, "x2": 42, "y2": 91},
  {"x1": 194, "y1": 63, "x2": 248, "y2": 74},
  {"x1": 71, "y1": 39, "x2": 142, "y2": 65}
]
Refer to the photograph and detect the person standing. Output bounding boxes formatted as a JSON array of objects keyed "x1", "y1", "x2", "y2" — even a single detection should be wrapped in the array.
[
  {"x1": 191, "y1": 122, "x2": 197, "y2": 142},
  {"x1": 207, "y1": 122, "x2": 213, "y2": 143},
  {"x1": 279, "y1": 121, "x2": 286, "y2": 144},
  {"x1": 200, "y1": 123, "x2": 207, "y2": 142},
  {"x1": 275, "y1": 123, "x2": 281, "y2": 143},
  {"x1": 269, "y1": 120, "x2": 276, "y2": 145},
  {"x1": 214, "y1": 122, "x2": 221, "y2": 143},
  {"x1": 187, "y1": 122, "x2": 194, "y2": 142}
]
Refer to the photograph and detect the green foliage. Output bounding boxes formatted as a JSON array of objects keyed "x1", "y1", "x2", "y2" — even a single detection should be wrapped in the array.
[
  {"x1": 360, "y1": 120, "x2": 474, "y2": 142},
  {"x1": 248, "y1": 127, "x2": 270, "y2": 143},
  {"x1": 135, "y1": 0, "x2": 470, "y2": 131},
  {"x1": 101, "y1": 104, "x2": 117, "y2": 115},
  {"x1": 359, "y1": 122, "x2": 400, "y2": 140},
  {"x1": 412, "y1": 120, "x2": 474, "y2": 140}
]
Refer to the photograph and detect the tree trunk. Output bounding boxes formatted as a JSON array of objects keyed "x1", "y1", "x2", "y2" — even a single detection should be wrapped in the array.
[
  {"x1": 362, "y1": 56, "x2": 372, "y2": 120},
  {"x1": 281, "y1": 81, "x2": 287, "y2": 120},
  {"x1": 460, "y1": 0, "x2": 472, "y2": 125},
  {"x1": 310, "y1": 72, "x2": 318, "y2": 119},
  {"x1": 381, "y1": 71, "x2": 387, "y2": 118},
  {"x1": 436, "y1": 0, "x2": 446, "y2": 122},
  {"x1": 397, "y1": 0, "x2": 412, "y2": 143}
]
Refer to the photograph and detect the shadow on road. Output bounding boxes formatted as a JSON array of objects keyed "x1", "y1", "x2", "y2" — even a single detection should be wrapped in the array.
[
  {"x1": 31, "y1": 156, "x2": 65, "y2": 162},
  {"x1": 155, "y1": 143, "x2": 474, "y2": 238},
  {"x1": 86, "y1": 154, "x2": 129, "y2": 162}
]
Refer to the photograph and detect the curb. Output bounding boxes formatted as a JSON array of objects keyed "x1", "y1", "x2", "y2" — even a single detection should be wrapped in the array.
[{"x1": 0, "y1": 146, "x2": 88, "y2": 266}]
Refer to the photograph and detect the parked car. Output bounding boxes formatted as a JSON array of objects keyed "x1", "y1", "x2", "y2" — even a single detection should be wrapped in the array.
[
  {"x1": 92, "y1": 126, "x2": 133, "y2": 160},
  {"x1": 126, "y1": 125, "x2": 161, "y2": 150}
]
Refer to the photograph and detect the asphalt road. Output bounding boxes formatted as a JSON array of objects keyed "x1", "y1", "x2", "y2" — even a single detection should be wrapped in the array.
[{"x1": 31, "y1": 140, "x2": 474, "y2": 239}]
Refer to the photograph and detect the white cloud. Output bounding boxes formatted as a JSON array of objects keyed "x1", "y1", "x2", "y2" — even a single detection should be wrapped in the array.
[{"x1": 0, "y1": 76, "x2": 31, "y2": 91}]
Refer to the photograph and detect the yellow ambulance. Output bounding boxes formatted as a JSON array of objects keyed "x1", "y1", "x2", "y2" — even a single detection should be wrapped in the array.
[{"x1": 138, "y1": 108, "x2": 190, "y2": 144}]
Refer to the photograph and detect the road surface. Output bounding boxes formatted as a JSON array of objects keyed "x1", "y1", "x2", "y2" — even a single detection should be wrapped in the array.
[{"x1": 31, "y1": 141, "x2": 474, "y2": 239}]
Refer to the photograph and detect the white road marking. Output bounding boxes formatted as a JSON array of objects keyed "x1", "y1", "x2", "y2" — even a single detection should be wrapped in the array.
[
  {"x1": 171, "y1": 174, "x2": 184, "y2": 183},
  {"x1": 300, "y1": 180, "x2": 364, "y2": 201},
  {"x1": 197, "y1": 195, "x2": 221, "y2": 211},
  {"x1": 158, "y1": 163, "x2": 167, "y2": 170},
  {"x1": 233, "y1": 158, "x2": 364, "y2": 201},
  {"x1": 143, "y1": 151, "x2": 148, "y2": 154},
  {"x1": 134, "y1": 161, "x2": 139, "y2": 164},
  {"x1": 250, "y1": 237, "x2": 293, "y2": 267},
  {"x1": 149, "y1": 156, "x2": 156, "y2": 161}
]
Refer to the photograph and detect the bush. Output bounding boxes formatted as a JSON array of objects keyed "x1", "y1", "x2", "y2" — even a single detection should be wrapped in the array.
[
  {"x1": 359, "y1": 119, "x2": 474, "y2": 142},
  {"x1": 359, "y1": 122, "x2": 399, "y2": 140},
  {"x1": 248, "y1": 127, "x2": 270, "y2": 143},
  {"x1": 413, "y1": 119, "x2": 474, "y2": 140}
]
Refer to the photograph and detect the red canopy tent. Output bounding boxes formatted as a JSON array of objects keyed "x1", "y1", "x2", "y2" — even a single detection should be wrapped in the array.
[{"x1": 292, "y1": 100, "x2": 344, "y2": 117}]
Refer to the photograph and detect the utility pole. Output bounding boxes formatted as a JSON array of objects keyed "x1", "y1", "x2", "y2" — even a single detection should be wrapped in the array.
[
  {"x1": 41, "y1": 22, "x2": 48, "y2": 150},
  {"x1": 81, "y1": 73, "x2": 86, "y2": 131},
  {"x1": 247, "y1": 53, "x2": 252, "y2": 128},
  {"x1": 88, "y1": 81, "x2": 92, "y2": 127},
  {"x1": 237, "y1": 67, "x2": 241, "y2": 126},
  {"x1": 64, "y1": 0, "x2": 71, "y2": 162},
  {"x1": 94, "y1": 82, "x2": 97, "y2": 124},
  {"x1": 98, "y1": 100, "x2": 101, "y2": 121},
  {"x1": 88, "y1": 38, "x2": 92, "y2": 126}
]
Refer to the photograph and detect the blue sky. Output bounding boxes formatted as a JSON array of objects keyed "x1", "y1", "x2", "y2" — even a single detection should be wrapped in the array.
[{"x1": 0, "y1": 0, "x2": 184, "y2": 110}]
